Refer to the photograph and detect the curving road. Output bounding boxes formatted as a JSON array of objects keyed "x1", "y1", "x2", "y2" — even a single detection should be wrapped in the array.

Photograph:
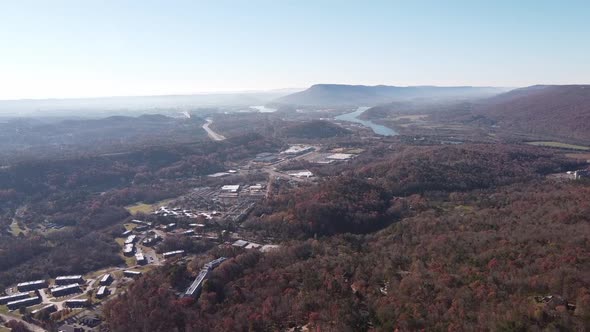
[{"x1": 203, "y1": 119, "x2": 226, "y2": 141}]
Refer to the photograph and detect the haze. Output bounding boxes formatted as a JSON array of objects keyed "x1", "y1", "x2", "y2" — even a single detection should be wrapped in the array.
[{"x1": 1, "y1": 0, "x2": 589, "y2": 100}]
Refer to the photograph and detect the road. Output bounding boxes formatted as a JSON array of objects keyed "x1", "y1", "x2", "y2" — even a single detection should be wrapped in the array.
[{"x1": 203, "y1": 119, "x2": 226, "y2": 141}]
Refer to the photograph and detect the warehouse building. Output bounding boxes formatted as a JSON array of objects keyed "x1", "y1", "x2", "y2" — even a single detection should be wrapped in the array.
[
  {"x1": 99, "y1": 273, "x2": 113, "y2": 286},
  {"x1": 96, "y1": 286, "x2": 109, "y2": 299},
  {"x1": 55, "y1": 275, "x2": 84, "y2": 285},
  {"x1": 0, "y1": 292, "x2": 30, "y2": 305},
  {"x1": 17, "y1": 280, "x2": 47, "y2": 292},
  {"x1": 31, "y1": 303, "x2": 57, "y2": 316},
  {"x1": 7, "y1": 296, "x2": 41, "y2": 310},
  {"x1": 162, "y1": 250, "x2": 185, "y2": 259},
  {"x1": 51, "y1": 284, "x2": 81, "y2": 297},
  {"x1": 123, "y1": 270, "x2": 142, "y2": 278},
  {"x1": 65, "y1": 298, "x2": 89, "y2": 308}
]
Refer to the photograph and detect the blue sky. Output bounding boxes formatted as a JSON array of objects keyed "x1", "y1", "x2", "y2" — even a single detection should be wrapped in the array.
[{"x1": 1, "y1": 0, "x2": 589, "y2": 99}]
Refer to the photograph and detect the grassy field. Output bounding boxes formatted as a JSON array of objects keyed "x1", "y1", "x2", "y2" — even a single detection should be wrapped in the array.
[
  {"x1": 565, "y1": 153, "x2": 590, "y2": 161},
  {"x1": 8, "y1": 220, "x2": 27, "y2": 236},
  {"x1": 124, "y1": 198, "x2": 175, "y2": 215},
  {"x1": 527, "y1": 141, "x2": 590, "y2": 151}
]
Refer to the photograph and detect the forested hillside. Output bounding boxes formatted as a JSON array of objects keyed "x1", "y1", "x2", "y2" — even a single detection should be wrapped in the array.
[{"x1": 103, "y1": 144, "x2": 590, "y2": 331}]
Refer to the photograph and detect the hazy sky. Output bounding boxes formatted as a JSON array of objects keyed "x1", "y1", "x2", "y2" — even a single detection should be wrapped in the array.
[{"x1": 1, "y1": 0, "x2": 589, "y2": 99}]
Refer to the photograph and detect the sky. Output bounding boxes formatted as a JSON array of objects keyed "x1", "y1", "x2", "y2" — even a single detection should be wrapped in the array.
[{"x1": 1, "y1": 0, "x2": 589, "y2": 99}]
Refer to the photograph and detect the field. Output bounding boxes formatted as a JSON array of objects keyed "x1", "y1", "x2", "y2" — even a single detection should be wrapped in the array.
[
  {"x1": 124, "y1": 198, "x2": 175, "y2": 215},
  {"x1": 526, "y1": 141, "x2": 590, "y2": 150},
  {"x1": 8, "y1": 220, "x2": 27, "y2": 236}
]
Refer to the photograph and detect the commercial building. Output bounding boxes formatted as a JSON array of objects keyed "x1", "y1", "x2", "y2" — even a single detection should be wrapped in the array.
[
  {"x1": 17, "y1": 279, "x2": 47, "y2": 292},
  {"x1": 0, "y1": 292, "x2": 30, "y2": 305},
  {"x1": 162, "y1": 250, "x2": 185, "y2": 259},
  {"x1": 123, "y1": 270, "x2": 142, "y2": 278},
  {"x1": 55, "y1": 275, "x2": 84, "y2": 285},
  {"x1": 99, "y1": 273, "x2": 113, "y2": 286},
  {"x1": 7, "y1": 296, "x2": 41, "y2": 310},
  {"x1": 65, "y1": 298, "x2": 89, "y2": 308},
  {"x1": 51, "y1": 284, "x2": 81, "y2": 297},
  {"x1": 221, "y1": 185, "x2": 240, "y2": 193},
  {"x1": 96, "y1": 286, "x2": 109, "y2": 299}
]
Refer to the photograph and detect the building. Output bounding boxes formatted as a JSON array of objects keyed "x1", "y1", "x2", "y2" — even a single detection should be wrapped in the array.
[
  {"x1": 574, "y1": 169, "x2": 590, "y2": 179},
  {"x1": 281, "y1": 145, "x2": 314, "y2": 155},
  {"x1": 135, "y1": 252, "x2": 147, "y2": 265},
  {"x1": 131, "y1": 219, "x2": 146, "y2": 225},
  {"x1": 124, "y1": 234, "x2": 137, "y2": 245},
  {"x1": 58, "y1": 324, "x2": 84, "y2": 332},
  {"x1": 123, "y1": 270, "x2": 142, "y2": 278},
  {"x1": 0, "y1": 292, "x2": 30, "y2": 305},
  {"x1": 51, "y1": 284, "x2": 81, "y2": 297},
  {"x1": 162, "y1": 250, "x2": 185, "y2": 259},
  {"x1": 142, "y1": 235, "x2": 161, "y2": 246},
  {"x1": 31, "y1": 304, "x2": 57, "y2": 316},
  {"x1": 288, "y1": 170, "x2": 314, "y2": 178},
  {"x1": 183, "y1": 257, "x2": 227, "y2": 298},
  {"x1": 232, "y1": 239, "x2": 249, "y2": 248},
  {"x1": 183, "y1": 268, "x2": 210, "y2": 298},
  {"x1": 7, "y1": 296, "x2": 41, "y2": 310},
  {"x1": 96, "y1": 286, "x2": 109, "y2": 299},
  {"x1": 121, "y1": 230, "x2": 132, "y2": 237},
  {"x1": 65, "y1": 298, "x2": 89, "y2": 308},
  {"x1": 17, "y1": 279, "x2": 47, "y2": 292},
  {"x1": 163, "y1": 223, "x2": 176, "y2": 231},
  {"x1": 99, "y1": 273, "x2": 113, "y2": 286},
  {"x1": 203, "y1": 257, "x2": 227, "y2": 270},
  {"x1": 327, "y1": 153, "x2": 354, "y2": 160},
  {"x1": 182, "y1": 229, "x2": 195, "y2": 236},
  {"x1": 55, "y1": 275, "x2": 84, "y2": 285},
  {"x1": 123, "y1": 243, "x2": 135, "y2": 256},
  {"x1": 221, "y1": 185, "x2": 240, "y2": 193}
]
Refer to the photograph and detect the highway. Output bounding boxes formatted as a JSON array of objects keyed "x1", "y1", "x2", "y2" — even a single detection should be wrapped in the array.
[{"x1": 203, "y1": 119, "x2": 226, "y2": 141}]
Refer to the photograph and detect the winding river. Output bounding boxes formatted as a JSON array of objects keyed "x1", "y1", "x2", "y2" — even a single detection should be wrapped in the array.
[{"x1": 335, "y1": 107, "x2": 398, "y2": 136}]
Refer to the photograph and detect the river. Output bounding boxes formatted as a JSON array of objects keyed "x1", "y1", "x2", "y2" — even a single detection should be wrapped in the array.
[{"x1": 335, "y1": 107, "x2": 398, "y2": 136}]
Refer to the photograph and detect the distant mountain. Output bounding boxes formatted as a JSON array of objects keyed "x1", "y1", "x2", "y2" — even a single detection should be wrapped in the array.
[
  {"x1": 0, "y1": 89, "x2": 303, "y2": 117},
  {"x1": 273, "y1": 84, "x2": 507, "y2": 107},
  {"x1": 475, "y1": 85, "x2": 590, "y2": 141}
]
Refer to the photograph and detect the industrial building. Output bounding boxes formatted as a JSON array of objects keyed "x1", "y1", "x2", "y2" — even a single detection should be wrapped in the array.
[
  {"x1": 65, "y1": 298, "x2": 89, "y2": 308},
  {"x1": 17, "y1": 279, "x2": 47, "y2": 292},
  {"x1": 123, "y1": 270, "x2": 142, "y2": 278},
  {"x1": 99, "y1": 273, "x2": 113, "y2": 286},
  {"x1": 281, "y1": 145, "x2": 314, "y2": 155},
  {"x1": 7, "y1": 296, "x2": 41, "y2": 310},
  {"x1": 51, "y1": 284, "x2": 81, "y2": 297},
  {"x1": 55, "y1": 275, "x2": 84, "y2": 285},
  {"x1": 0, "y1": 292, "x2": 30, "y2": 305},
  {"x1": 96, "y1": 286, "x2": 109, "y2": 299},
  {"x1": 162, "y1": 250, "x2": 185, "y2": 259}
]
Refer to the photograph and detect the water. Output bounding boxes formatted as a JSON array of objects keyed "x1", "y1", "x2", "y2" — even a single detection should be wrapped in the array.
[{"x1": 335, "y1": 107, "x2": 398, "y2": 136}]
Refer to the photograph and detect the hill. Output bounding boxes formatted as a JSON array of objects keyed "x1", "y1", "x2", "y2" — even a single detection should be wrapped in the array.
[
  {"x1": 279, "y1": 120, "x2": 351, "y2": 139},
  {"x1": 274, "y1": 84, "x2": 506, "y2": 107},
  {"x1": 474, "y1": 85, "x2": 590, "y2": 141}
]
